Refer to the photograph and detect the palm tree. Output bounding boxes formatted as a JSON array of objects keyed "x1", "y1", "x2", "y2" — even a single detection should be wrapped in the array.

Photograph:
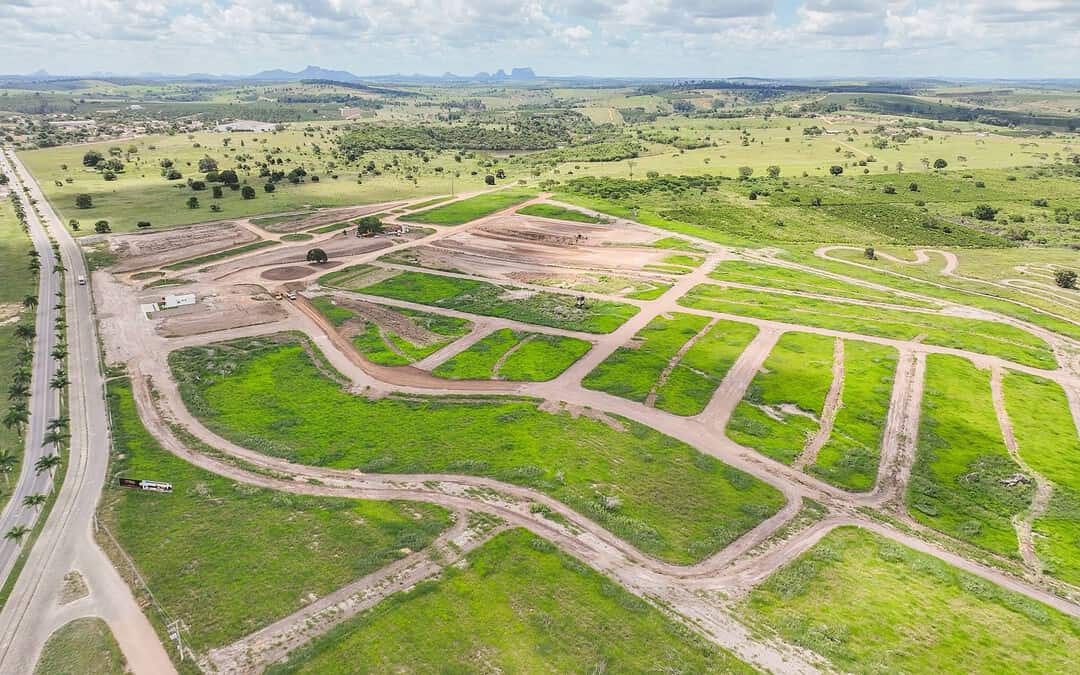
[
  {"x1": 11, "y1": 368, "x2": 31, "y2": 388},
  {"x1": 22, "y1": 494, "x2": 46, "y2": 509},
  {"x1": 41, "y1": 429, "x2": 66, "y2": 450},
  {"x1": 7, "y1": 382, "x2": 28, "y2": 401},
  {"x1": 46, "y1": 416, "x2": 68, "y2": 432},
  {"x1": 49, "y1": 372, "x2": 68, "y2": 390},
  {"x1": 13, "y1": 324, "x2": 34, "y2": 344},
  {"x1": 4, "y1": 526, "x2": 29, "y2": 545},
  {"x1": 51, "y1": 345, "x2": 67, "y2": 360},
  {"x1": 34, "y1": 454, "x2": 60, "y2": 474},
  {"x1": 0, "y1": 449, "x2": 16, "y2": 485},
  {"x1": 2, "y1": 406, "x2": 28, "y2": 435},
  {"x1": 22, "y1": 295, "x2": 37, "y2": 310}
]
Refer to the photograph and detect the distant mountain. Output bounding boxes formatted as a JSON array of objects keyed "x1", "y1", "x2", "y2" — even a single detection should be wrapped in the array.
[
  {"x1": 250, "y1": 65, "x2": 363, "y2": 82},
  {"x1": 510, "y1": 67, "x2": 536, "y2": 80}
]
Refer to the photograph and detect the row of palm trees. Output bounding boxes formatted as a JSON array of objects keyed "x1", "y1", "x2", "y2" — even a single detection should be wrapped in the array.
[{"x1": 2, "y1": 185, "x2": 67, "y2": 546}]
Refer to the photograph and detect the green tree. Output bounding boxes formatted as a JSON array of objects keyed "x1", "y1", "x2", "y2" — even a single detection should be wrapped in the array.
[
  {"x1": 933, "y1": 158, "x2": 948, "y2": 169},
  {"x1": 1056, "y1": 270, "x2": 1077, "y2": 289},
  {"x1": 198, "y1": 157, "x2": 218, "y2": 172},
  {"x1": 22, "y1": 494, "x2": 46, "y2": 509},
  {"x1": 94, "y1": 220, "x2": 111, "y2": 234},
  {"x1": 738, "y1": 166, "x2": 753, "y2": 179},
  {"x1": 82, "y1": 151, "x2": 103, "y2": 167},
  {"x1": 4, "y1": 525, "x2": 29, "y2": 545},
  {"x1": 34, "y1": 454, "x2": 61, "y2": 474},
  {"x1": 263, "y1": 183, "x2": 275, "y2": 193},
  {"x1": 829, "y1": 165, "x2": 844, "y2": 176},
  {"x1": 355, "y1": 216, "x2": 384, "y2": 235},
  {"x1": 0, "y1": 449, "x2": 16, "y2": 485},
  {"x1": 75, "y1": 194, "x2": 92, "y2": 209},
  {"x1": 22, "y1": 295, "x2": 37, "y2": 309},
  {"x1": 972, "y1": 204, "x2": 997, "y2": 221},
  {"x1": 187, "y1": 197, "x2": 200, "y2": 209},
  {"x1": 242, "y1": 185, "x2": 257, "y2": 199},
  {"x1": 136, "y1": 221, "x2": 151, "y2": 229},
  {"x1": 306, "y1": 248, "x2": 328, "y2": 264},
  {"x1": 766, "y1": 165, "x2": 781, "y2": 179},
  {"x1": 219, "y1": 169, "x2": 239, "y2": 185}
]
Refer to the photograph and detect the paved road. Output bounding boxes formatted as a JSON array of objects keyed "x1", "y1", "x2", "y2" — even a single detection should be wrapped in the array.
[
  {"x1": 0, "y1": 151, "x2": 61, "y2": 587},
  {"x1": 0, "y1": 148, "x2": 173, "y2": 673}
]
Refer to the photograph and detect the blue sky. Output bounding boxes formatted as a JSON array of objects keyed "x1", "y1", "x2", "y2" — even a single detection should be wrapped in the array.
[{"x1": 1, "y1": 1, "x2": 1078, "y2": 79}]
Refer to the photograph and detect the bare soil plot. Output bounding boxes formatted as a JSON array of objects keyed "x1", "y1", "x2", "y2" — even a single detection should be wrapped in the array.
[
  {"x1": 154, "y1": 285, "x2": 287, "y2": 337},
  {"x1": 109, "y1": 222, "x2": 258, "y2": 272},
  {"x1": 257, "y1": 202, "x2": 405, "y2": 233},
  {"x1": 206, "y1": 235, "x2": 396, "y2": 276}
]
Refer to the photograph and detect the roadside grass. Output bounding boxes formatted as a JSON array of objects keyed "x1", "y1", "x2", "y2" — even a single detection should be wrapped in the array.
[
  {"x1": 808, "y1": 341, "x2": 898, "y2": 491},
  {"x1": 678, "y1": 283, "x2": 1056, "y2": 369},
  {"x1": 400, "y1": 189, "x2": 535, "y2": 226},
  {"x1": 352, "y1": 322, "x2": 409, "y2": 366},
  {"x1": 0, "y1": 197, "x2": 37, "y2": 514},
  {"x1": 583, "y1": 313, "x2": 711, "y2": 402},
  {"x1": 743, "y1": 526, "x2": 1080, "y2": 674},
  {"x1": 169, "y1": 336, "x2": 786, "y2": 564},
  {"x1": 654, "y1": 320, "x2": 760, "y2": 416},
  {"x1": 787, "y1": 249, "x2": 1080, "y2": 343},
  {"x1": 663, "y1": 254, "x2": 704, "y2": 268},
  {"x1": 280, "y1": 232, "x2": 314, "y2": 242},
  {"x1": 101, "y1": 378, "x2": 453, "y2": 652},
  {"x1": 1003, "y1": 371, "x2": 1080, "y2": 585},
  {"x1": 906, "y1": 355, "x2": 1031, "y2": 556},
  {"x1": 433, "y1": 329, "x2": 591, "y2": 381},
  {"x1": 404, "y1": 195, "x2": 453, "y2": 211},
  {"x1": 268, "y1": 529, "x2": 753, "y2": 674},
  {"x1": 34, "y1": 618, "x2": 126, "y2": 675},
  {"x1": 516, "y1": 203, "x2": 603, "y2": 223},
  {"x1": 649, "y1": 236, "x2": 706, "y2": 252},
  {"x1": 711, "y1": 260, "x2": 937, "y2": 308},
  {"x1": 356, "y1": 270, "x2": 638, "y2": 334},
  {"x1": 726, "y1": 333, "x2": 835, "y2": 465},
  {"x1": 161, "y1": 239, "x2": 279, "y2": 271}
]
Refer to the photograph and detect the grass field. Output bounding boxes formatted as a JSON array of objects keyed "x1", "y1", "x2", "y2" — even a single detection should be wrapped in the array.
[
  {"x1": 743, "y1": 526, "x2": 1080, "y2": 674},
  {"x1": 161, "y1": 239, "x2": 279, "y2": 271},
  {"x1": 583, "y1": 313, "x2": 710, "y2": 402},
  {"x1": 432, "y1": 329, "x2": 591, "y2": 381},
  {"x1": 679, "y1": 283, "x2": 1056, "y2": 369},
  {"x1": 1003, "y1": 372, "x2": 1080, "y2": 585},
  {"x1": 789, "y1": 249, "x2": 1080, "y2": 342},
  {"x1": 0, "y1": 197, "x2": 37, "y2": 516},
  {"x1": 354, "y1": 270, "x2": 639, "y2": 334},
  {"x1": 34, "y1": 618, "x2": 126, "y2": 675},
  {"x1": 711, "y1": 260, "x2": 937, "y2": 309},
  {"x1": 18, "y1": 130, "x2": 504, "y2": 234},
  {"x1": 726, "y1": 333, "x2": 835, "y2": 465},
  {"x1": 101, "y1": 378, "x2": 452, "y2": 652},
  {"x1": 516, "y1": 203, "x2": 603, "y2": 223},
  {"x1": 268, "y1": 529, "x2": 753, "y2": 674},
  {"x1": 400, "y1": 189, "x2": 535, "y2": 225},
  {"x1": 169, "y1": 336, "x2": 786, "y2": 564},
  {"x1": 653, "y1": 320, "x2": 760, "y2": 416},
  {"x1": 808, "y1": 342, "x2": 898, "y2": 491},
  {"x1": 907, "y1": 355, "x2": 1031, "y2": 556}
]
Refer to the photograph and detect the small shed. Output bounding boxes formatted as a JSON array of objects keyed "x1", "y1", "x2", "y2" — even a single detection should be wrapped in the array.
[{"x1": 162, "y1": 293, "x2": 196, "y2": 309}]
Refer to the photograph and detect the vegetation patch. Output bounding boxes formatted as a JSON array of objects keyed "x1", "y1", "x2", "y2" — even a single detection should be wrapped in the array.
[
  {"x1": 268, "y1": 529, "x2": 752, "y2": 674},
  {"x1": 654, "y1": 320, "x2": 760, "y2": 416},
  {"x1": 1003, "y1": 371, "x2": 1080, "y2": 585},
  {"x1": 583, "y1": 313, "x2": 710, "y2": 402},
  {"x1": 161, "y1": 239, "x2": 279, "y2": 271},
  {"x1": 809, "y1": 341, "x2": 898, "y2": 491},
  {"x1": 401, "y1": 189, "x2": 535, "y2": 226},
  {"x1": 907, "y1": 355, "x2": 1031, "y2": 556},
  {"x1": 743, "y1": 526, "x2": 1080, "y2": 674},
  {"x1": 679, "y1": 283, "x2": 1056, "y2": 369},
  {"x1": 726, "y1": 333, "x2": 835, "y2": 464},
  {"x1": 356, "y1": 270, "x2": 638, "y2": 334},
  {"x1": 516, "y1": 203, "x2": 603, "y2": 223},
  {"x1": 34, "y1": 618, "x2": 126, "y2": 675},
  {"x1": 169, "y1": 337, "x2": 786, "y2": 564},
  {"x1": 433, "y1": 329, "x2": 590, "y2": 381},
  {"x1": 101, "y1": 378, "x2": 452, "y2": 652}
]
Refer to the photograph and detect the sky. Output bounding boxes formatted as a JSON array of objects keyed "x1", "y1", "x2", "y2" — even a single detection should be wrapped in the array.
[{"x1": 1, "y1": 0, "x2": 1078, "y2": 79}]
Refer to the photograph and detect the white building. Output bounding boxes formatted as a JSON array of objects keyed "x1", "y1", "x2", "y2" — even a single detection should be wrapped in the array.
[{"x1": 162, "y1": 293, "x2": 196, "y2": 309}]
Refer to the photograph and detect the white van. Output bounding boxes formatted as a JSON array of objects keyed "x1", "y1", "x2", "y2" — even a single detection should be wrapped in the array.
[{"x1": 77, "y1": 275, "x2": 86, "y2": 285}]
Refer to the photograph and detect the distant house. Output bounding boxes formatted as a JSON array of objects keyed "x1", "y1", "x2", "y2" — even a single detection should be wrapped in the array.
[
  {"x1": 214, "y1": 120, "x2": 277, "y2": 133},
  {"x1": 161, "y1": 293, "x2": 196, "y2": 309}
]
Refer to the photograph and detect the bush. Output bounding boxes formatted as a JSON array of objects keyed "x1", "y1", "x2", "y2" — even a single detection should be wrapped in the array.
[
  {"x1": 1055, "y1": 270, "x2": 1077, "y2": 289},
  {"x1": 263, "y1": 183, "x2": 275, "y2": 193},
  {"x1": 972, "y1": 204, "x2": 997, "y2": 221},
  {"x1": 165, "y1": 169, "x2": 182, "y2": 180},
  {"x1": 242, "y1": 185, "x2": 256, "y2": 199},
  {"x1": 75, "y1": 194, "x2": 92, "y2": 209},
  {"x1": 212, "y1": 186, "x2": 223, "y2": 198},
  {"x1": 94, "y1": 220, "x2": 110, "y2": 234},
  {"x1": 829, "y1": 165, "x2": 843, "y2": 176},
  {"x1": 933, "y1": 158, "x2": 948, "y2": 169},
  {"x1": 306, "y1": 248, "x2": 328, "y2": 263},
  {"x1": 186, "y1": 197, "x2": 200, "y2": 209},
  {"x1": 190, "y1": 180, "x2": 207, "y2": 191},
  {"x1": 136, "y1": 221, "x2": 151, "y2": 229},
  {"x1": 82, "y1": 151, "x2": 103, "y2": 167},
  {"x1": 909, "y1": 182, "x2": 919, "y2": 191},
  {"x1": 484, "y1": 174, "x2": 496, "y2": 185},
  {"x1": 883, "y1": 185, "x2": 896, "y2": 194}
]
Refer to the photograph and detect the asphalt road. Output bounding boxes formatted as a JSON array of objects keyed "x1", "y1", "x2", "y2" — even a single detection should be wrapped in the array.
[
  {"x1": 0, "y1": 149, "x2": 61, "y2": 586},
  {"x1": 0, "y1": 148, "x2": 173, "y2": 673}
]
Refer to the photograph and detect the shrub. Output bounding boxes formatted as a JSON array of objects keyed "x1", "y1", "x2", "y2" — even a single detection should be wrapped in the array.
[
  {"x1": 94, "y1": 220, "x2": 110, "y2": 234},
  {"x1": 242, "y1": 185, "x2": 256, "y2": 199},
  {"x1": 75, "y1": 194, "x2": 92, "y2": 209},
  {"x1": 972, "y1": 204, "x2": 997, "y2": 221},
  {"x1": 136, "y1": 221, "x2": 151, "y2": 229},
  {"x1": 1055, "y1": 270, "x2": 1077, "y2": 289}
]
